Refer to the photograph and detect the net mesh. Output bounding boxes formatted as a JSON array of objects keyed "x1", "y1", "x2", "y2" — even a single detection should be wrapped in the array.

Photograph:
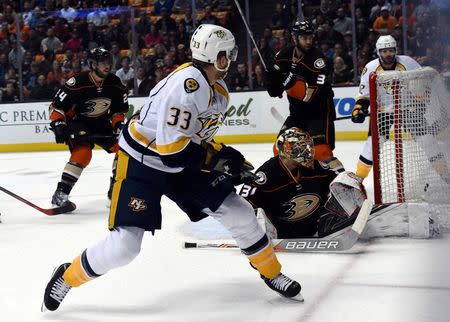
[{"x1": 372, "y1": 67, "x2": 450, "y2": 230}]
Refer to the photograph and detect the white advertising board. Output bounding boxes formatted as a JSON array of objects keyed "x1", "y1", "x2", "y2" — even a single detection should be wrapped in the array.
[{"x1": 0, "y1": 87, "x2": 366, "y2": 152}]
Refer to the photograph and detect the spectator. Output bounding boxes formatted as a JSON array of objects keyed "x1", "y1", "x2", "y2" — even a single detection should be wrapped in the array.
[
  {"x1": 333, "y1": 7, "x2": 352, "y2": 36},
  {"x1": 321, "y1": 20, "x2": 344, "y2": 47},
  {"x1": 25, "y1": 62, "x2": 40, "y2": 90},
  {"x1": 230, "y1": 62, "x2": 250, "y2": 91},
  {"x1": 417, "y1": 47, "x2": 441, "y2": 70},
  {"x1": 8, "y1": 36, "x2": 25, "y2": 70},
  {"x1": 64, "y1": 30, "x2": 82, "y2": 53},
  {"x1": 200, "y1": 6, "x2": 219, "y2": 25},
  {"x1": 320, "y1": 41, "x2": 334, "y2": 60},
  {"x1": 162, "y1": 53, "x2": 177, "y2": 75},
  {"x1": 46, "y1": 60, "x2": 63, "y2": 85},
  {"x1": 115, "y1": 56, "x2": 135, "y2": 86},
  {"x1": 408, "y1": 26, "x2": 431, "y2": 57},
  {"x1": 174, "y1": 43, "x2": 189, "y2": 65},
  {"x1": 110, "y1": 42, "x2": 121, "y2": 73},
  {"x1": 333, "y1": 42, "x2": 353, "y2": 69},
  {"x1": 127, "y1": 66, "x2": 152, "y2": 96},
  {"x1": 332, "y1": 56, "x2": 352, "y2": 84},
  {"x1": 314, "y1": 0, "x2": 336, "y2": 22},
  {"x1": 373, "y1": 6, "x2": 398, "y2": 35},
  {"x1": 1, "y1": 80, "x2": 18, "y2": 102},
  {"x1": 38, "y1": 50, "x2": 54, "y2": 75},
  {"x1": 251, "y1": 64, "x2": 266, "y2": 90},
  {"x1": 176, "y1": 19, "x2": 190, "y2": 47},
  {"x1": 136, "y1": 10, "x2": 152, "y2": 37},
  {"x1": 22, "y1": 1, "x2": 34, "y2": 25},
  {"x1": 155, "y1": 8, "x2": 177, "y2": 33},
  {"x1": 369, "y1": 0, "x2": 392, "y2": 24},
  {"x1": 28, "y1": 7, "x2": 46, "y2": 28},
  {"x1": 53, "y1": 18, "x2": 71, "y2": 43},
  {"x1": 154, "y1": 0, "x2": 175, "y2": 15},
  {"x1": 181, "y1": 6, "x2": 195, "y2": 35},
  {"x1": 60, "y1": 0, "x2": 78, "y2": 23},
  {"x1": 87, "y1": 1, "x2": 108, "y2": 27},
  {"x1": 144, "y1": 25, "x2": 163, "y2": 48},
  {"x1": 83, "y1": 22, "x2": 101, "y2": 50},
  {"x1": 414, "y1": 0, "x2": 438, "y2": 23},
  {"x1": 173, "y1": 0, "x2": 191, "y2": 11},
  {"x1": 273, "y1": 35, "x2": 288, "y2": 52},
  {"x1": 262, "y1": 26, "x2": 278, "y2": 50},
  {"x1": 41, "y1": 28, "x2": 63, "y2": 53},
  {"x1": 0, "y1": 53, "x2": 9, "y2": 86},
  {"x1": 30, "y1": 74, "x2": 53, "y2": 100},
  {"x1": 9, "y1": 16, "x2": 30, "y2": 44},
  {"x1": 271, "y1": 2, "x2": 291, "y2": 29}
]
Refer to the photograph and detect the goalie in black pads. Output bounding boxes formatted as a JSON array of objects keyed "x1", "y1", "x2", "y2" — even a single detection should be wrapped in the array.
[
  {"x1": 239, "y1": 128, "x2": 438, "y2": 240},
  {"x1": 239, "y1": 127, "x2": 367, "y2": 239},
  {"x1": 49, "y1": 47, "x2": 129, "y2": 208}
]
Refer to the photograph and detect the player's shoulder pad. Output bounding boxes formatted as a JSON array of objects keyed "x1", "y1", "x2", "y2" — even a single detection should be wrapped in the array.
[
  {"x1": 364, "y1": 58, "x2": 381, "y2": 73},
  {"x1": 64, "y1": 71, "x2": 88, "y2": 89},
  {"x1": 253, "y1": 157, "x2": 282, "y2": 188},
  {"x1": 397, "y1": 55, "x2": 420, "y2": 68},
  {"x1": 309, "y1": 48, "x2": 328, "y2": 70},
  {"x1": 184, "y1": 77, "x2": 200, "y2": 93},
  {"x1": 106, "y1": 73, "x2": 127, "y2": 89}
]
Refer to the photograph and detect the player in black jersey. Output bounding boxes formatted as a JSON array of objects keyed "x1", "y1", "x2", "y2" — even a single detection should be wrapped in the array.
[
  {"x1": 239, "y1": 127, "x2": 358, "y2": 239},
  {"x1": 49, "y1": 47, "x2": 129, "y2": 208},
  {"x1": 266, "y1": 20, "x2": 341, "y2": 167}
]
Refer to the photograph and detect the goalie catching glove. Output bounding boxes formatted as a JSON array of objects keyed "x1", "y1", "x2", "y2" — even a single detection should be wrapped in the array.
[{"x1": 201, "y1": 141, "x2": 256, "y2": 185}]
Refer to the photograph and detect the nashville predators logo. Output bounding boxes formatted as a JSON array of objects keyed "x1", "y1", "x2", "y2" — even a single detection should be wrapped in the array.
[
  {"x1": 184, "y1": 78, "x2": 199, "y2": 93},
  {"x1": 128, "y1": 197, "x2": 148, "y2": 212},
  {"x1": 214, "y1": 30, "x2": 226, "y2": 39},
  {"x1": 81, "y1": 98, "x2": 111, "y2": 117},
  {"x1": 282, "y1": 194, "x2": 321, "y2": 221},
  {"x1": 196, "y1": 111, "x2": 224, "y2": 140}
]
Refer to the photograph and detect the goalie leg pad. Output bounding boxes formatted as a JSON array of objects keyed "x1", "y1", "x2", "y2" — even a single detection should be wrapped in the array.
[{"x1": 363, "y1": 203, "x2": 438, "y2": 239}]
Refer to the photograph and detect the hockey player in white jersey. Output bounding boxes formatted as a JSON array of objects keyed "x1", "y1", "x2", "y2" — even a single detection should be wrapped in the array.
[
  {"x1": 351, "y1": 35, "x2": 421, "y2": 180},
  {"x1": 42, "y1": 24, "x2": 303, "y2": 312}
]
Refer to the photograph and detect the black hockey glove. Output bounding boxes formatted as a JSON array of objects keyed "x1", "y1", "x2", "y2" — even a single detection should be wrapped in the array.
[
  {"x1": 203, "y1": 143, "x2": 256, "y2": 185},
  {"x1": 50, "y1": 120, "x2": 69, "y2": 144},
  {"x1": 113, "y1": 121, "x2": 124, "y2": 140},
  {"x1": 266, "y1": 64, "x2": 285, "y2": 98},
  {"x1": 351, "y1": 103, "x2": 369, "y2": 123}
]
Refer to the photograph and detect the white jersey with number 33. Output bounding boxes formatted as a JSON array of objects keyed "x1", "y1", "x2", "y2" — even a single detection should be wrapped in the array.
[{"x1": 119, "y1": 62, "x2": 229, "y2": 172}]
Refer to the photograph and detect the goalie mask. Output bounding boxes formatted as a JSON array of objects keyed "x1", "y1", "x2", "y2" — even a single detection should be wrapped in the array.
[
  {"x1": 190, "y1": 24, "x2": 238, "y2": 72},
  {"x1": 276, "y1": 127, "x2": 314, "y2": 168}
]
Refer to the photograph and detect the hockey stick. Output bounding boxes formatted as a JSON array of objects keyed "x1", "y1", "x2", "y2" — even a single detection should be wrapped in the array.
[
  {"x1": 183, "y1": 199, "x2": 372, "y2": 252},
  {"x1": 232, "y1": 0, "x2": 267, "y2": 71},
  {"x1": 0, "y1": 185, "x2": 76, "y2": 216}
]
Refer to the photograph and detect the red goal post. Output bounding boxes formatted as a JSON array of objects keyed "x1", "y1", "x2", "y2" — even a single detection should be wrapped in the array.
[{"x1": 370, "y1": 67, "x2": 450, "y2": 229}]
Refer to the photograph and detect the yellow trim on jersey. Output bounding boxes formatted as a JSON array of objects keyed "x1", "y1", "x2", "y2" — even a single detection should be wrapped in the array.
[
  {"x1": 109, "y1": 150, "x2": 129, "y2": 230},
  {"x1": 214, "y1": 82, "x2": 229, "y2": 101},
  {"x1": 376, "y1": 63, "x2": 407, "y2": 71},
  {"x1": 355, "y1": 95, "x2": 369, "y2": 102},
  {"x1": 156, "y1": 136, "x2": 190, "y2": 154},
  {"x1": 128, "y1": 121, "x2": 156, "y2": 150},
  {"x1": 172, "y1": 62, "x2": 193, "y2": 74}
]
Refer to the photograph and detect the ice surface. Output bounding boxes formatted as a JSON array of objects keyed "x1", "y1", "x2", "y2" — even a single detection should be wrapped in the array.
[{"x1": 0, "y1": 142, "x2": 449, "y2": 322}]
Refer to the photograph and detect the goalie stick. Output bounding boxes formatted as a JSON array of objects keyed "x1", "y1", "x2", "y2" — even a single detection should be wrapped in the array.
[
  {"x1": 0, "y1": 185, "x2": 76, "y2": 216},
  {"x1": 183, "y1": 199, "x2": 372, "y2": 252}
]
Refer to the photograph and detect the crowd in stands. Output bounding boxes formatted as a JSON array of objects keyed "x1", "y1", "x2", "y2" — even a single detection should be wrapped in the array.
[
  {"x1": 242, "y1": 0, "x2": 450, "y2": 91},
  {"x1": 0, "y1": 0, "x2": 448, "y2": 101}
]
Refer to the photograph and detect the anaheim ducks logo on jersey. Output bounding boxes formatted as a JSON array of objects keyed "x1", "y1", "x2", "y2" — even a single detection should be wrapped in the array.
[
  {"x1": 81, "y1": 97, "x2": 112, "y2": 117},
  {"x1": 196, "y1": 111, "x2": 224, "y2": 140},
  {"x1": 281, "y1": 193, "x2": 321, "y2": 221}
]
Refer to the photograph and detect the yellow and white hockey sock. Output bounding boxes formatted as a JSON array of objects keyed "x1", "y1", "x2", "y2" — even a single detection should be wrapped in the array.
[
  {"x1": 247, "y1": 243, "x2": 281, "y2": 279},
  {"x1": 356, "y1": 158, "x2": 372, "y2": 181},
  {"x1": 63, "y1": 250, "x2": 100, "y2": 287}
]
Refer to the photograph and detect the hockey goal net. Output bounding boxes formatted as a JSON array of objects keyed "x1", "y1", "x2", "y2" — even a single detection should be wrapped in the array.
[{"x1": 370, "y1": 67, "x2": 450, "y2": 229}]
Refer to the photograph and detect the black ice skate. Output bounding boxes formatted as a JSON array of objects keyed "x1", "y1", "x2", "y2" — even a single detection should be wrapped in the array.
[
  {"x1": 51, "y1": 189, "x2": 75, "y2": 210},
  {"x1": 261, "y1": 273, "x2": 304, "y2": 301},
  {"x1": 41, "y1": 263, "x2": 72, "y2": 312}
]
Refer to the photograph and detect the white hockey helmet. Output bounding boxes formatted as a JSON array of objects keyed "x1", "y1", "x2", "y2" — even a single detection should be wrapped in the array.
[
  {"x1": 190, "y1": 24, "x2": 238, "y2": 72},
  {"x1": 376, "y1": 35, "x2": 397, "y2": 57}
]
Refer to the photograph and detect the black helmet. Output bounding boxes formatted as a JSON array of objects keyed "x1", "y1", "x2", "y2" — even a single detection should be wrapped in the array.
[
  {"x1": 87, "y1": 47, "x2": 112, "y2": 70},
  {"x1": 291, "y1": 20, "x2": 315, "y2": 37}
]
